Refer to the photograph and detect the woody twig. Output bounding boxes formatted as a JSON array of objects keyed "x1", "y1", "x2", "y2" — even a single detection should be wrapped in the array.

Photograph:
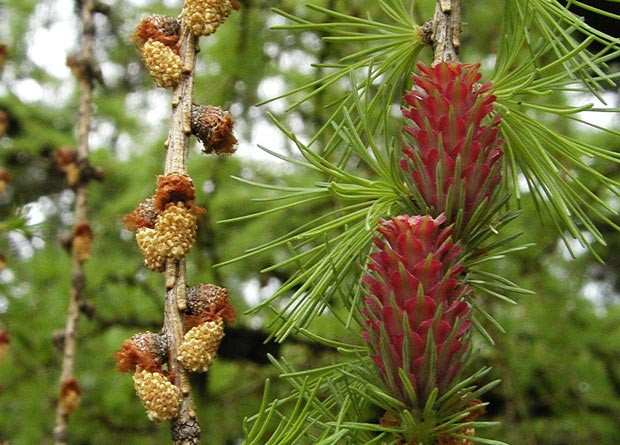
[{"x1": 53, "y1": 0, "x2": 105, "y2": 443}]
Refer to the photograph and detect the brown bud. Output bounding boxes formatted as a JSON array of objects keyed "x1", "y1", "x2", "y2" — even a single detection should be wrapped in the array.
[
  {"x1": 0, "y1": 330, "x2": 9, "y2": 362},
  {"x1": 0, "y1": 168, "x2": 8, "y2": 195},
  {"x1": 59, "y1": 378, "x2": 81, "y2": 416},
  {"x1": 72, "y1": 223, "x2": 93, "y2": 263},
  {"x1": 0, "y1": 44, "x2": 6, "y2": 74},
  {"x1": 52, "y1": 329, "x2": 65, "y2": 351},
  {"x1": 0, "y1": 168, "x2": 10, "y2": 184},
  {"x1": 66, "y1": 53, "x2": 86, "y2": 81},
  {"x1": 463, "y1": 397, "x2": 485, "y2": 421},
  {"x1": 436, "y1": 396, "x2": 484, "y2": 445},
  {"x1": 0, "y1": 252, "x2": 5, "y2": 271},
  {"x1": 0, "y1": 111, "x2": 8, "y2": 138},
  {"x1": 124, "y1": 197, "x2": 159, "y2": 231},
  {"x1": 437, "y1": 430, "x2": 474, "y2": 445},
  {"x1": 185, "y1": 283, "x2": 236, "y2": 329},
  {"x1": 54, "y1": 147, "x2": 80, "y2": 186},
  {"x1": 115, "y1": 332, "x2": 168, "y2": 373},
  {"x1": 54, "y1": 146, "x2": 77, "y2": 166},
  {"x1": 379, "y1": 411, "x2": 401, "y2": 429},
  {"x1": 191, "y1": 105, "x2": 237, "y2": 155},
  {"x1": 78, "y1": 300, "x2": 96, "y2": 319},
  {"x1": 153, "y1": 173, "x2": 198, "y2": 212},
  {"x1": 67, "y1": 53, "x2": 104, "y2": 85},
  {"x1": 132, "y1": 15, "x2": 181, "y2": 47}
]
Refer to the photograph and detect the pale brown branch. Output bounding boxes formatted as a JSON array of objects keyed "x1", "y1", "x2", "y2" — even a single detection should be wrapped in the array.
[
  {"x1": 163, "y1": 20, "x2": 201, "y2": 445},
  {"x1": 431, "y1": 0, "x2": 462, "y2": 65},
  {"x1": 53, "y1": 0, "x2": 100, "y2": 443}
]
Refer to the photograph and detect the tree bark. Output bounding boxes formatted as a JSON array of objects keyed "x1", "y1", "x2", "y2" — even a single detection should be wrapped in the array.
[{"x1": 432, "y1": 0, "x2": 461, "y2": 65}]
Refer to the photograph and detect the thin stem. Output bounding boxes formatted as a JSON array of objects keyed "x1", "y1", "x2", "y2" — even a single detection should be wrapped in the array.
[
  {"x1": 431, "y1": 0, "x2": 461, "y2": 64},
  {"x1": 163, "y1": 21, "x2": 201, "y2": 445},
  {"x1": 166, "y1": 26, "x2": 197, "y2": 174},
  {"x1": 53, "y1": 0, "x2": 98, "y2": 443}
]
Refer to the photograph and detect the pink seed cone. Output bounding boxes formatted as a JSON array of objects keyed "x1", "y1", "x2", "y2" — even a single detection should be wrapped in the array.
[
  {"x1": 401, "y1": 62, "x2": 503, "y2": 227},
  {"x1": 362, "y1": 214, "x2": 471, "y2": 407}
]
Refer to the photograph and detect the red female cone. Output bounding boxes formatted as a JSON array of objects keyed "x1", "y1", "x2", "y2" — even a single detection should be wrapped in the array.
[
  {"x1": 362, "y1": 215, "x2": 471, "y2": 408},
  {"x1": 401, "y1": 62, "x2": 503, "y2": 227}
]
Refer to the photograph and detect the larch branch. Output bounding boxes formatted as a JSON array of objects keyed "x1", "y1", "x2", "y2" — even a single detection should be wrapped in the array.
[
  {"x1": 431, "y1": 0, "x2": 462, "y2": 65},
  {"x1": 53, "y1": 0, "x2": 101, "y2": 443},
  {"x1": 164, "y1": 21, "x2": 201, "y2": 445}
]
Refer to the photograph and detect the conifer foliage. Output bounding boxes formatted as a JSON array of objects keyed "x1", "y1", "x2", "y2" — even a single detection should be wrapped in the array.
[{"x1": 239, "y1": 1, "x2": 620, "y2": 444}]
